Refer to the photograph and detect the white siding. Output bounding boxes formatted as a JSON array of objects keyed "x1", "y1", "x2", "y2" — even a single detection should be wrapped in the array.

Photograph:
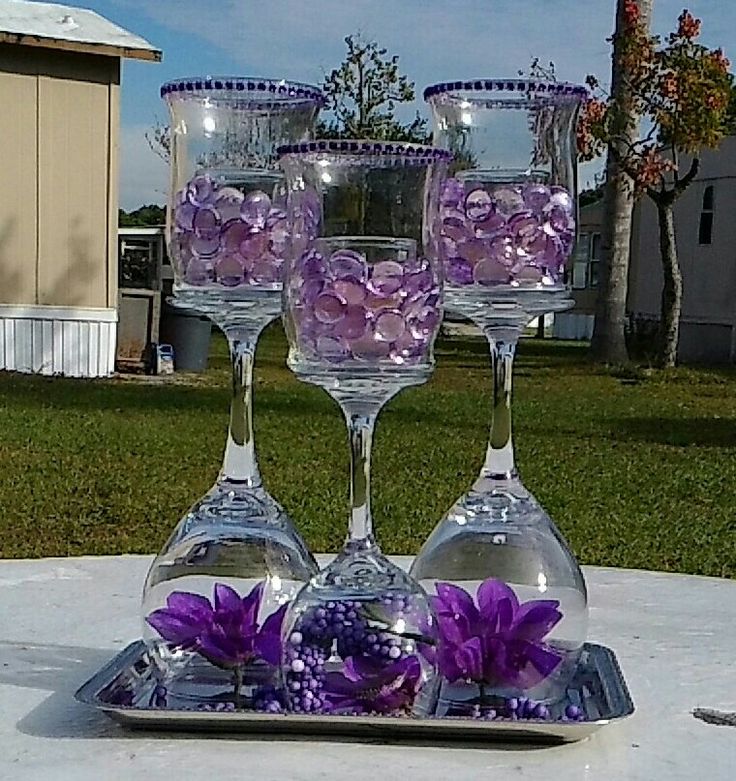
[{"x1": 0, "y1": 304, "x2": 116, "y2": 377}]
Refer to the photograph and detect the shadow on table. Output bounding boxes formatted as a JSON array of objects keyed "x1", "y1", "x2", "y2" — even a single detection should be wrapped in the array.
[{"x1": 3, "y1": 641, "x2": 558, "y2": 751}]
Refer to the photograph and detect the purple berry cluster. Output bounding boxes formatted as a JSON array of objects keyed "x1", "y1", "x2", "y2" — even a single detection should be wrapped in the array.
[
  {"x1": 170, "y1": 173, "x2": 319, "y2": 289},
  {"x1": 253, "y1": 684, "x2": 287, "y2": 714},
  {"x1": 283, "y1": 594, "x2": 417, "y2": 714},
  {"x1": 289, "y1": 248, "x2": 441, "y2": 365},
  {"x1": 467, "y1": 698, "x2": 585, "y2": 722},
  {"x1": 439, "y1": 178, "x2": 576, "y2": 288},
  {"x1": 283, "y1": 634, "x2": 330, "y2": 714}
]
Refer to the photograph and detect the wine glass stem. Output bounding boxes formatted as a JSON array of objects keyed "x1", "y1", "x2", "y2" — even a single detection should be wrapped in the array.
[
  {"x1": 480, "y1": 324, "x2": 522, "y2": 481},
  {"x1": 220, "y1": 326, "x2": 263, "y2": 486},
  {"x1": 344, "y1": 408, "x2": 379, "y2": 546}
]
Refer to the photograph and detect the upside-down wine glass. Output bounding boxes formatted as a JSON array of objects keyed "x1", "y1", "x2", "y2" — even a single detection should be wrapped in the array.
[
  {"x1": 140, "y1": 78, "x2": 323, "y2": 710},
  {"x1": 410, "y1": 79, "x2": 590, "y2": 716},
  {"x1": 276, "y1": 140, "x2": 450, "y2": 716}
]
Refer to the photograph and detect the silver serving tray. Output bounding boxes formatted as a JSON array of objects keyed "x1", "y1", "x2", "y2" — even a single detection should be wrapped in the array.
[{"x1": 75, "y1": 641, "x2": 633, "y2": 744}]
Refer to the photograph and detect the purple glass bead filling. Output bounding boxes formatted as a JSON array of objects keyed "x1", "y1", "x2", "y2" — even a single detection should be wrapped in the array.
[
  {"x1": 290, "y1": 248, "x2": 441, "y2": 366},
  {"x1": 171, "y1": 173, "x2": 320, "y2": 289},
  {"x1": 439, "y1": 178, "x2": 576, "y2": 287}
]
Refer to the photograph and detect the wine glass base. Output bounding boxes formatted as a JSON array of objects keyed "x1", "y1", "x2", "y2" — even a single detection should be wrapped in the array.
[
  {"x1": 410, "y1": 483, "x2": 588, "y2": 706},
  {"x1": 142, "y1": 480, "x2": 318, "y2": 643},
  {"x1": 281, "y1": 542, "x2": 439, "y2": 717}
]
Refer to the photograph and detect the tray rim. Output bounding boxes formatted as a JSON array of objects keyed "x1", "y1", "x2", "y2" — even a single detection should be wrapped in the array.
[{"x1": 75, "y1": 640, "x2": 634, "y2": 744}]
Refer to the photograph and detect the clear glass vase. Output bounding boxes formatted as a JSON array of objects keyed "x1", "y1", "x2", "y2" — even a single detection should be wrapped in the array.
[
  {"x1": 277, "y1": 140, "x2": 450, "y2": 716},
  {"x1": 410, "y1": 79, "x2": 589, "y2": 712},
  {"x1": 142, "y1": 78, "x2": 324, "y2": 700}
]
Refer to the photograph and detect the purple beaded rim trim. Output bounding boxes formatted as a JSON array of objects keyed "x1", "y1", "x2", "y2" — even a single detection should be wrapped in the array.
[
  {"x1": 277, "y1": 140, "x2": 452, "y2": 161},
  {"x1": 161, "y1": 77, "x2": 325, "y2": 105},
  {"x1": 423, "y1": 79, "x2": 588, "y2": 103}
]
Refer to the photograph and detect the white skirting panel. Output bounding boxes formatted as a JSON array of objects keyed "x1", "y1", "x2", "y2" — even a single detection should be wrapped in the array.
[
  {"x1": 0, "y1": 305, "x2": 117, "y2": 378},
  {"x1": 553, "y1": 312, "x2": 595, "y2": 341}
]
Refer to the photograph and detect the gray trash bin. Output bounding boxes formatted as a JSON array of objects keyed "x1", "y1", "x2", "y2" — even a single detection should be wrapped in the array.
[{"x1": 159, "y1": 305, "x2": 212, "y2": 372}]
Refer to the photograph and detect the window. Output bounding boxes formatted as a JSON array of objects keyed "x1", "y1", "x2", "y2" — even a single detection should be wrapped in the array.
[
  {"x1": 571, "y1": 232, "x2": 601, "y2": 290},
  {"x1": 572, "y1": 233, "x2": 591, "y2": 289},
  {"x1": 699, "y1": 185, "x2": 715, "y2": 245},
  {"x1": 589, "y1": 233, "x2": 602, "y2": 288}
]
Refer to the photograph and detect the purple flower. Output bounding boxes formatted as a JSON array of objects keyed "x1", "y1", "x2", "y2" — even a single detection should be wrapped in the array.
[
  {"x1": 322, "y1": 655, "x2": 423, "y2": 715},
  {"x1": 146, "y1": 582, "x2": 286, "y2": 671},
  {"x1": 432, "y1": 579, "x2": 563, "y2": 690}
]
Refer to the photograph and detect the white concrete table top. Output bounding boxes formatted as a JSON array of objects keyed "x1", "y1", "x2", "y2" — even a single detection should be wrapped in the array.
[{"x1": 0, "y1": 555, "x2": 734, "y2": 781}]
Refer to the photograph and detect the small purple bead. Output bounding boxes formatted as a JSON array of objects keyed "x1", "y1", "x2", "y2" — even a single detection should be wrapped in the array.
[{"x1": 241, "y1": 190, "x2": 271, "y2": 228}]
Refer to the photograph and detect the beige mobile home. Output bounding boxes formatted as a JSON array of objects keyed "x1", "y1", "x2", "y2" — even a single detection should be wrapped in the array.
[{"x1": 0, "y1": 0, "x2": 159, "y2": 377}]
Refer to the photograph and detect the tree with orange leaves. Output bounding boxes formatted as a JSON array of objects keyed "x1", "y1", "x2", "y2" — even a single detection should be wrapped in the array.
[{"x1": 582, "y1": 7, "x2": 734, "y2": 367}]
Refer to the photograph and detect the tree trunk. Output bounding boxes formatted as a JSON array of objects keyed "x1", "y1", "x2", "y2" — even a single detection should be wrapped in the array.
[
  {"x1": 589, "y1": 0, "x2": 653, "y2": 365},
  {"x1": 656, "y1": 200, "x2": 682, "y2": 368}
]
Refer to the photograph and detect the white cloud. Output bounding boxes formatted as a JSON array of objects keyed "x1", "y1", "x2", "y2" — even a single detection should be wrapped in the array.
[{"x1": 118, "y1": 123, "x2": 168, "y2": 210}]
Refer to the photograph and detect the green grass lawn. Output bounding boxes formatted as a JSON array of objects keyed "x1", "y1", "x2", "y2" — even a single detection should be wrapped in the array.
[{"x1": 0, "y1": 325, "x2": 734, "y2": 578}]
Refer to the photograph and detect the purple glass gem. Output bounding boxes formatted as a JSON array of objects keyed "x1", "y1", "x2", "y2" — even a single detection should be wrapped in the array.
[
  {"x1": 440, "y1": 178, "x2": 465, "y2": 207},
  {"x1": 458, "y1": 238, "x2": 489, "y2": 265},
  {"x1": 221, "y1": 221, "x2": 251, "y2": 254},
  {"x1": 252, "y1": 255, "x2": 281, "y2": 285},
  {"x1": 374, "y1": 309, "x2": 406, "y2": 342},
  {"x1": 519, "y1": 227, "x2": 549, "y2": 257},
  {"x1": 408, "y1": 306, "x2": 440, "y2": 339},
  {"x1": 334, "y1": 305, "x2": 369, "y2": 340},
  {"x1": 316, "y1": 335, "x2": 349, "y2": 363},
  {"x1": 516, "y1": 265, "x2": 544, "y2": 283},
  {"x1": 216, "y1": 255, "x2": 245, "y2": 286},
  {"x1": 445, "y1": 258, "x2": 473, "y2": 286},
  {"x1": 241, "y1": 191, "x2": 272, "y2": 228},
  {"x1": 297, "y1": 250, "x2": 328, "y2": 279},
  {"x1": 184, "y1": 257, "x2": 212, "y2": 285},
  {"x1": 390, "y1": 330, "x2": 422, "y2": 363},
  {"x1": 193, "y1": 206, "x2": 220, "y2": 240},
  {"x1": 187, "y1": 175, "x2": 214, "y2": 206},
  {"x1": 239, "y1": 229, "x2": 269, "y2": 261},
  {"x1": 549, "y1": 186, "x2": 574, "y2": 212},
  {"x1": 545, "y1": 206, "x2": 572, "y2": 234},
  {"x1": 190, "y1": 234, "x2": 220, "y2": 258},
  {"x1": 214, "y1": 187, "x2": 244, "y2": 223},
  {"x1": 328, "y1": 250, "x2": 367, "y2": 281},
  {"x1": 404, "y1": 268, "x2": 434, "y2": 298},
  {"x1": 488, "y1": 236, "x2": 514, "y2": 265},
  {"x1": 364, "y1": 289, "x2": 403, "y2": 312},
  {"x1": 368, "y1": 261, "x2": 404, "y2": 296},
  {"x1": 474, "y1": 212, "x2": 507, "y2": 238},
  {"x1": 474, "y1": 258, "x2": 511, "y2": 285},
  {"x1": 313, "y1": 292, "x2": 347, "y2": 324},
  {"x1": 333, "y1": 278, "x2": 367, "y2": 305},
  {"x1": 299, "y1": 278, "x2": 325, "y2": 306},
  {"x1": 465, "y1": 189, "x2": 494, "y2": 222},
  {"x1": 523, "y1": 183, "x2": 551, "y2": 212},
  {"x1": 508, "y1": 212, "x2": 539, "y2": 239},
  {"x1": 269, "y1": 220, "x2": 289, "y2": 258},
  {"x1": 443, "y1": 215, "x2": 473, "y2": 244},
  {"x1": 352, "y1": 331, "x2": 391, "y2": 360},
  {"x1": 175, "y1": 202, "x2": 196, "y2": 231},
  {"x1": 492, "y1": 186, "x2": 526, "y2": 216}
]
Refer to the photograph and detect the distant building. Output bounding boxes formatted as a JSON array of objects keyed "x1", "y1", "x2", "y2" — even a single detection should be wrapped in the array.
[
  {"x1": 0, "y1": 0, "x2": 160, "y2": 377},
  {"x1": 554, "y1": 200, "x2": 602, "y2": 341},
  {"x1": 628, "y1": 137, "x2": 736, "y2": 363},
  {"x1": 558, "y1": 137, "x2": 736, "y2": 363}
]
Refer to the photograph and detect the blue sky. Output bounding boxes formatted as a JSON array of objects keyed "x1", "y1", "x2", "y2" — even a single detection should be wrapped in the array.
[{"x1": 80, "y1": 0, "x2": 736, "y2": 209}]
